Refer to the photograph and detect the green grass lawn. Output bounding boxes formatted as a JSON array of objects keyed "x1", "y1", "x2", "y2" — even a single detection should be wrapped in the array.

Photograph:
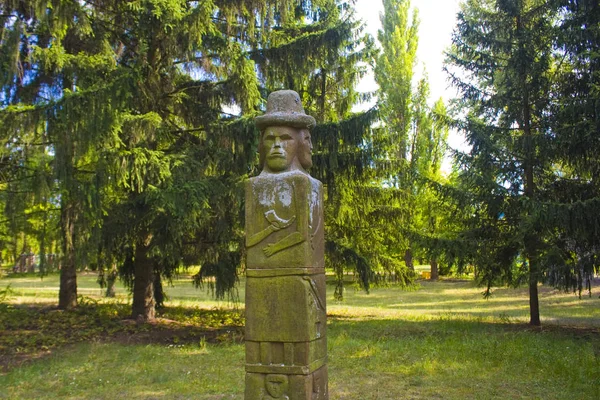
[{"x1": 1, "y1": 272, "x2": 599, "y2": 399}]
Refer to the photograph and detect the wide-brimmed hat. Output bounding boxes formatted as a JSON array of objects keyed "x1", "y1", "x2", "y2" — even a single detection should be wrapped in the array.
[{"x1": 255, "y1": 90, "x2": 316, "y2": 130}]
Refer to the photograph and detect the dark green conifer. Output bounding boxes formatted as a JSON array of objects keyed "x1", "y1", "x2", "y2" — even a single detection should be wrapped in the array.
[{"x1": 444, "y1": 0, "x2": 600, "y2": 324}]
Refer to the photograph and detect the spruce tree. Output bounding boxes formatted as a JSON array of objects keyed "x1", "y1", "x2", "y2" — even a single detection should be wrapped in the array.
[
  {"x1": 1, "y1": 0, "x2": 262, "y2": 315},
  {"x1": 97, "y1": 0, "x2": 376, "y2": 318},
  {"x1": 446, "y1": 0, "x2": 560, "y2": 325},
  {"x1": 89, "y1": 0, "x2": 262, "y2": 320},
  {"x1": 0, "y1": 0, "x2": 112, "y2": 308},
  {"x1": 1, "y1": 0, "x2": 408, "y2": 313},
  {"x1": 240, "y1": 1, "x2": 386, "y2": 297}
]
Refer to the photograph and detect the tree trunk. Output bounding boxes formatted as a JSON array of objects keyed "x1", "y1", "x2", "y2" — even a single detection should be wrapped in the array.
[
  {"x1": 516, "y1": 13, "x2": 541, "y2": 327},
  {"x1": 105, "y1": 265, "x2": 117, "y2": 298},
  {"x1": 404, "y1": 248, "x2": 414, "y2": 271},
  {"x1": 105, "y1": 279, "x2": 116, "y2": 298},
  {"x1": 12, "y1": 234, "x2": 18, "y2": 267},
  {"x1": 529, "y1": 281, "x2": 540, "y2": 326},
  {"x1": 18, "y1": 254, "x2": 25, "y2": 273},
  {"x1": 58, "y1": 200, "x2": 77, "y2": 309},
  {"x1": 153, "y1": 273, "x2": 165, "y2": 309},
  {"x1": 26, "y1": 254, "x2": 34, "y2": 273},
  {"x1": 39, "y1": 212, "x2": 47, "y2": 275},
  {"x1": 430, "y1": 258, "x2": 439, "y2": 280},
  {"x1": 131, "y1": 240, "x2": 155, "y2": 321},
  {"x1": 528, "y1": 255, "x2": 541, "y2": 326},
  {"x1": 57, "y1": 73, "x2": 78, "y2": 310}
]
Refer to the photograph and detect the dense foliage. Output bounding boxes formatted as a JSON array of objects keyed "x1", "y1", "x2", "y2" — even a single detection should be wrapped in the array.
[
  {"x1": 445, "y1": 0, "x2": 600, "y2": 325},
  {"x1": 0, "y1": 0, "x2": 391, "y2": 315},
  {"x1": 2, "y1": 0, "x2": 597, "y2": 327}
]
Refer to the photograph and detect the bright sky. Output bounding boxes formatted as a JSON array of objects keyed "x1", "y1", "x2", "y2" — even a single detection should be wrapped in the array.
[{"x1": 354, "y1": 0, "x2": 466, "y2": 157}]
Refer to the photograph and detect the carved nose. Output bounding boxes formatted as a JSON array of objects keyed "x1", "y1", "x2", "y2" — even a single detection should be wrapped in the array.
[{"x1": 274, "y1": 137, "x2": 282, "y2": 147}]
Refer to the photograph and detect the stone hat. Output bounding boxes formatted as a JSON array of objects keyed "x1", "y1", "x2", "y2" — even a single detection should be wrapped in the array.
[{"x1": 255, "y1": 90, "x2": 316, "y2": 130}]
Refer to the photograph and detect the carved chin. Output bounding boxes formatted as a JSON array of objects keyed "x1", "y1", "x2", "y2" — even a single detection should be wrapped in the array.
[{"x1": 266, "y1": 157, "x2": 290, "y2": 171}]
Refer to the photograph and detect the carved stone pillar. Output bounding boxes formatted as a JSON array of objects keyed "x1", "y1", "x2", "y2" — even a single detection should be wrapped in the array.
[{"x1": 245, "y1": 90, "x2": 328, "y2": 400}]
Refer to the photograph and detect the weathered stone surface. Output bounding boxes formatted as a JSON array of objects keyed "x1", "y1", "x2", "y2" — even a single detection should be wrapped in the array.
[
  {"x1": 245, "y1": 366, "x2": 328, "y2": 400},
  {"x1": 245, "y1": 172, "x2": 324, "y2": 269},
  {"x1": 245, "y1": 274, "x2": 326, "y2": 342},
  {"x1": 245, "y1": 90, "x2": 327, "y2": 400},
  {"x1": 254, "y1": 90, "x2": 316, "y2": 131}
]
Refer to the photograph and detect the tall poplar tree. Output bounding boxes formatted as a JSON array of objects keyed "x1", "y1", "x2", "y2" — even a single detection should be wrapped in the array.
[
  {"x1": 364, "y1": 0, "x2": 421, "y2": 277},
  {"x1": 376, "y1": 0, "x2": 419, "y2": 165},
  {"x1": 303, "y1": 0, "x2": 450, "y2": 298},
  {"x1": 373, "y1": 0, "x2": 450, "y2": 278}
]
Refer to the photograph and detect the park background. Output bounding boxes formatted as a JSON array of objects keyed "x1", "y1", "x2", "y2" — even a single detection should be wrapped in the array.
[{"x1": 1, "y1": 0, "x2": 599, "y2": 398}]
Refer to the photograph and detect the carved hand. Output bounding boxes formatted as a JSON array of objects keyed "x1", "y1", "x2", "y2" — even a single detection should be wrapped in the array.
[
  {"x1": 262, "y1": 232, "x2": 304, "y2": 258},
  {"x1": 269, "y1": 224, "x2": 281, "y2": 232},
  {"x1": 263, "y1": 243, "x2": 277, "y2": 257}
]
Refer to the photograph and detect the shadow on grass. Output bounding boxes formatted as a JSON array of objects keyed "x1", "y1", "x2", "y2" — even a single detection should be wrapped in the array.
[
  {"x1": 0, "y1": 302, "x2": 244, "y2": 373},
  {"x1": 328, "y1": 313, "x2": 600, "y2": 342}
]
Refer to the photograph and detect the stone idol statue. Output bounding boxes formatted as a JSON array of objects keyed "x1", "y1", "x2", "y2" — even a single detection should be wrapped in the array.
[{"x1": 245, "y1": 90, "x2": 328, "y2": 400}]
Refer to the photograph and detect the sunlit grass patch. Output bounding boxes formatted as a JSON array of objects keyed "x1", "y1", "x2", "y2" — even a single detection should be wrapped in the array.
[
  {"x1": 327, "y1": 316, "x2": 599, "y2": 400},
  {"x1": 0, "y1": 341, "x2": 245, "y2": 399}
]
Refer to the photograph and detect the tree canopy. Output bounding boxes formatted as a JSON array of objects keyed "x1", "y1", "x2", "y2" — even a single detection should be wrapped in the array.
[{"x1": 0, "y1": 0, "x2": 386, "y2": 317}]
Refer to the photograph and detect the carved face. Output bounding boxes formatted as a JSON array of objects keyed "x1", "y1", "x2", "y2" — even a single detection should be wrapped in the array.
[
  {"x1": 265, "y1": 374, "x2": 288, "y2": 398},
  {"x1": 262, "y1": 126, "x2": 301, "y2": 173},
  {"x1": 298, "y1": 129, "x2": 313, "y2": 170}
]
